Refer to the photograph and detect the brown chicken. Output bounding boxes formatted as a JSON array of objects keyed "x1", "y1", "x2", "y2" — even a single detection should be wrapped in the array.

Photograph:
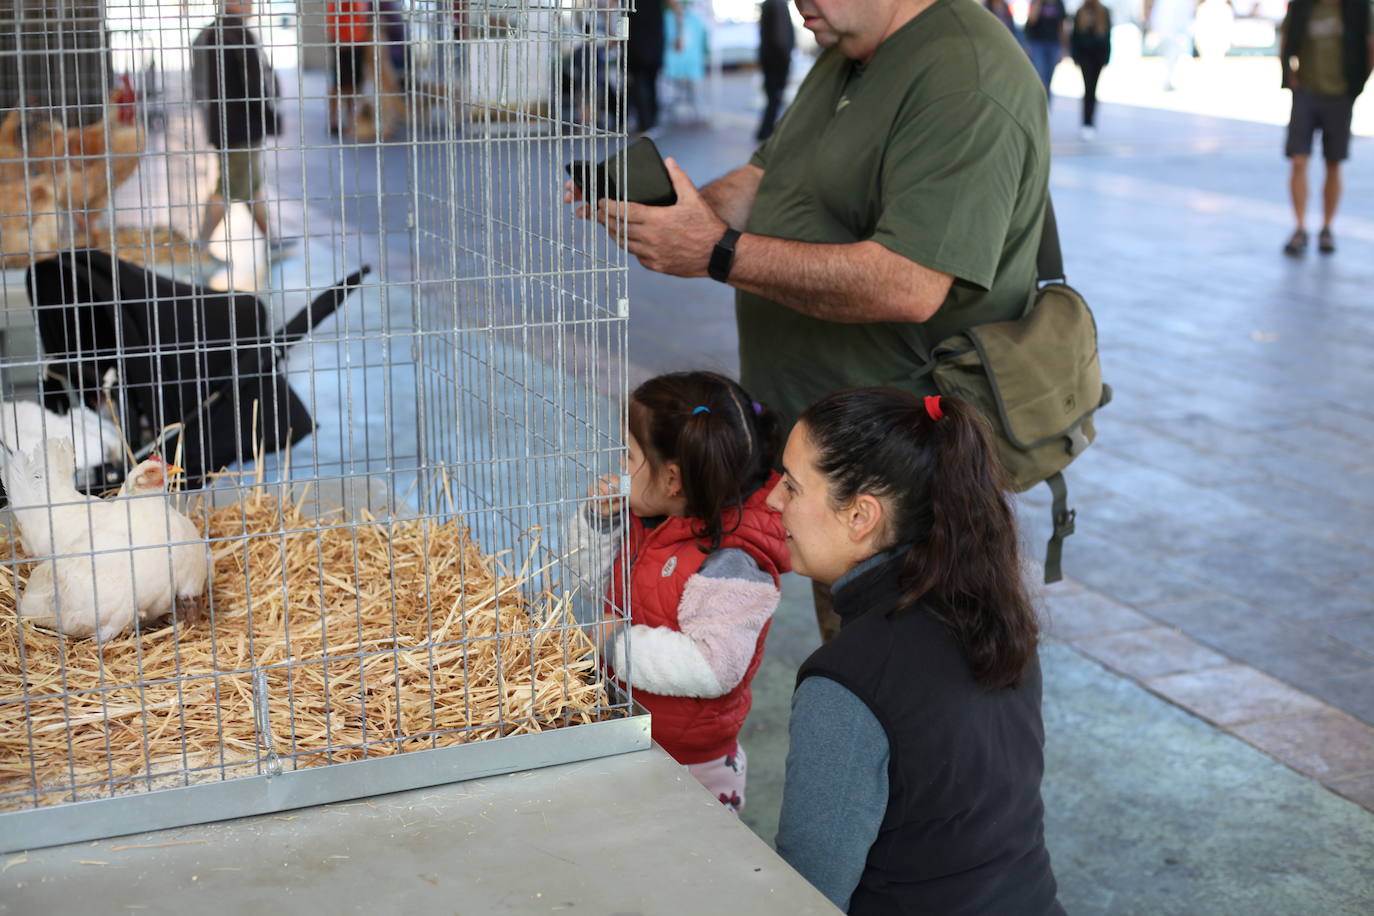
[
  {"x1": 0, "y1": 174, "x2": 59, "y2": 267},
  {"x1": 0, "y1": 106, "x2": 143, "y2": 263}
]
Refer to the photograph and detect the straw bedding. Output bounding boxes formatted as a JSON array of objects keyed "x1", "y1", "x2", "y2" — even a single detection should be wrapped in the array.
[{"x1": 0, "y1": 484, "x2": 608, "y2": 809}]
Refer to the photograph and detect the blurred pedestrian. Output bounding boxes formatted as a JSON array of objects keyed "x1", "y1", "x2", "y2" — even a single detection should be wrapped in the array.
[
  {"x1": 1193, "y1": 0, "x2": 1236, "y2": 60},
  {"x1": 1150, "y1": 0, "x2": 1194, "y2": 91},
  {"x1": 566, "y1": 0, "x2": 617, "y2": 128},
  {"x1": 756, "y1": 0, "x2": 796, "y2": 140},
  {"x1": 325, "y1": 0, "x2": 373, "y2": 135},
  {"x1": 627, "y1": 0, "x2": 683, "y2": 134},
  {"x1": 1280, "y1": 0, "x2": 1371, "y2": 256},
  {"x1": 1025, "y1": 0, "x2": 1067, "y2": 101},
  {"x1": 663, "y1": 0, "x2": 709, "y2": 123},
  {"x1": 1070, "y1": 0, "x2": 1112, "y2": 139},
  {"x1": 192, "y1": 0, "x2": 282, "y2": 270},
  {"x1": 985, "y1": 0, "x2": 1028, "y2": 49},
  {"x1": 376, "y1": 0, "x2": 409, "y2": 88}
]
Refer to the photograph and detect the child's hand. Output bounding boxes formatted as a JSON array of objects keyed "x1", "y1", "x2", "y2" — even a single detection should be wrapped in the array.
[
  {"x1": 589, "y1": 474, "x2": 624, "y2": 518},
  {"x1": 564, "y1": 179, "x2": 600, "y2": 221},
  {"x1": 591, "y1": 613, "x2": 618, "y2": 654}
]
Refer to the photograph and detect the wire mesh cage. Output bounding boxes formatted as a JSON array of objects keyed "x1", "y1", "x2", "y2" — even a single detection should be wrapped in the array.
[{"x1": 0, "y1": 0, "x2": 642, "y2": 850}]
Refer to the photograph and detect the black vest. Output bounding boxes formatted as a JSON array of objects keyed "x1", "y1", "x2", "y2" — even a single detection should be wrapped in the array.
[
  {"x1": 797, "y1": 556, "x2": 1062, "y2": 915},
  {"x1": 1281, "y1": 0, "x2": 1370, "y2": 98}
]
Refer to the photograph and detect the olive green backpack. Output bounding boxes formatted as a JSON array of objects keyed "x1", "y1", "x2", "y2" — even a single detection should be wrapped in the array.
[{"x1": 920, "y1": 200, "x2": 1111, "y2": 583}]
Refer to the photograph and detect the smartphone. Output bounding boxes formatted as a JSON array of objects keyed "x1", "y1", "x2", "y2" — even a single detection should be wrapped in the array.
[{"x1": 566, "y1": 137, "x2": 678, "y2": 207}]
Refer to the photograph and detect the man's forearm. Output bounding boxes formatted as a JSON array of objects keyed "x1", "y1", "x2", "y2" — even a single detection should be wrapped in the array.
[
  {"x1": 610, "y1": 159, "x2": 948, "y2": 322},
  {"x1": 699, "y1": 164, "x2": 763, "y2": 231},
  {"x1": 729, "y1": 235, "x2": 951, "y2": 324}
]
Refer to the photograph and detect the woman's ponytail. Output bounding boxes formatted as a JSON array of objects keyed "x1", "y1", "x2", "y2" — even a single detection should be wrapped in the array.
[{"x1": 912, "y1": 398, "x2": 1035, "y2": 689}]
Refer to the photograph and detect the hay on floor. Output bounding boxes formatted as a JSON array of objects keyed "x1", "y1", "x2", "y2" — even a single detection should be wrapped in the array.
[{"x1": 0, "y1": 482, "x2": 607, "y2": 809}]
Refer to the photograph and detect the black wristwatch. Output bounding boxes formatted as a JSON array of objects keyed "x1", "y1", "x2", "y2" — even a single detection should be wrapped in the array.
[{"x1": 708, "y1": 227, "x2": 742, "y2": 283}]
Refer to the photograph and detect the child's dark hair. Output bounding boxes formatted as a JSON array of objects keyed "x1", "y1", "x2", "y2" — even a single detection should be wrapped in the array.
[
  {"x1": 629, "y1": 371, "x2": 781, "y2": 552},
  {"x1": 798, "y1": 388, "x2": 1038, "y2": 690}
]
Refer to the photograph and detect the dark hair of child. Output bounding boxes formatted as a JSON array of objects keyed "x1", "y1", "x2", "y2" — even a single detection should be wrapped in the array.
[
  {"x1": 628, "y1": 371, "x2": 782, "y2": 553},
  {"x1": 798, "y1": 388, "x2": 1039, "y2": 690}
]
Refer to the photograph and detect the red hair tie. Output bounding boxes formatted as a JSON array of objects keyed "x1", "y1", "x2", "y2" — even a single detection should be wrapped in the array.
[{"x1": 924, "y1": 395, "x2": 944, "y2": 421}]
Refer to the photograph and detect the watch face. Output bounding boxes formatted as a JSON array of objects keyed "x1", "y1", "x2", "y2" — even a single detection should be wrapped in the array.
[{"x1": 709, "y1": 229, "x2": 740, "y2": 282}]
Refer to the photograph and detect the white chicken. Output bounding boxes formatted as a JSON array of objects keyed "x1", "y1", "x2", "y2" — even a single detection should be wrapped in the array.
[
  {"x1": 1, "y1": 436, "x2": 102, "y2": 558},
  {"x1": 0, "y1": 399, "x2": 123, "y2": 478},
  {"x1": 6, "y1": 442, "x2": 210, "y2": 643}
]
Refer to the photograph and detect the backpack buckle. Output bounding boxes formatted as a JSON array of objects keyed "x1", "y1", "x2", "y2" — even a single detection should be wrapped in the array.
[
  {"x1": 1053, "y1": 506, "x2": 1076, "y2": 540},
  {"x1": 1065, "y1": 423, "x2": 1090, "y2": 457}
]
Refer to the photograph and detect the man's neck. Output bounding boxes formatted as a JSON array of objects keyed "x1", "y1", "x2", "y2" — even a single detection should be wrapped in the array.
[{"x1": 864, "y1": 0, "x2": 940, "y2": 63}]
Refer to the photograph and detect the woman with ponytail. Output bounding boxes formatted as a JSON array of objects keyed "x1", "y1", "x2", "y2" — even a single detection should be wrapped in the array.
[
  {"x1": 766, "y1": 388, "x2": 1061, "y2": 914},
  {"x1": 568, "y1": 371, "x2": 789, "y2": 813}
]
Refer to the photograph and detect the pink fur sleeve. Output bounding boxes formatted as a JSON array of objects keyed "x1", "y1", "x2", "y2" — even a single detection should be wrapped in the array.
[
  {"x1": 608, "y1": 576, "x2": 780, "y2": 699},
  {"x1": 676, "y1": 575, "x2": 780, "y2": 692}
]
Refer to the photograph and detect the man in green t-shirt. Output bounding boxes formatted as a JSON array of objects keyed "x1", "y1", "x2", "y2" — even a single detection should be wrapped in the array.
[
  {"x1": 575, "y1": 0, "x2": 1048, "y2": 639},
  {"x1": 1279, "y1": 0, "x2": 1373, "y2": 256},
  {"x1": 580, "y1": 0, "x2": 1047, "y2": 429}
]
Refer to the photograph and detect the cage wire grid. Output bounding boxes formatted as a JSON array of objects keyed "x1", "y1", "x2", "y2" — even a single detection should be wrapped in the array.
[{"x1": 0, "y1": 0, "x2": 644, "y2": 849}]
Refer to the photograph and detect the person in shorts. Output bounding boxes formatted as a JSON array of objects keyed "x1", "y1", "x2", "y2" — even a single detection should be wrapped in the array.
[
  {"x1": 1280, "y1": 0, "x2": 1372, "y2": 256},
  {"x1": 192, "y1": 0, "x2": 283, "y2": 271}
]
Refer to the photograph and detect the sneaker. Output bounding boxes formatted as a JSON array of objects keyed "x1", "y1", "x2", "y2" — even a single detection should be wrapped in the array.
[
  {"x1": 1282, "y1": 229, "x2": 1307, "y2": 257},
  {"x1": 1079, "y1": 125, "x2": 1096, "y2": 141},
  {"x1": 1318, "y1": 227, "x2": 1336, "y2": 254}
]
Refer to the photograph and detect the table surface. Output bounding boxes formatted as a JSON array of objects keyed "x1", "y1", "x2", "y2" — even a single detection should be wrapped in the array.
[{"x1": 0, "y1": 745, "x2": 839, "y2": 915}]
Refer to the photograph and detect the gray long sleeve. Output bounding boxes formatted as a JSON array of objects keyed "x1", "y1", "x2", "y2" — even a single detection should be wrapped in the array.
[{"x1": 776, "y1": 675, "x2": 889, "y2": 912}]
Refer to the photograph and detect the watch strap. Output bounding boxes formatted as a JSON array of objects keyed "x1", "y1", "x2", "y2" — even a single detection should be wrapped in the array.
[{"x1": 708, "y1": 227, "x2": 742, "y2": 283}]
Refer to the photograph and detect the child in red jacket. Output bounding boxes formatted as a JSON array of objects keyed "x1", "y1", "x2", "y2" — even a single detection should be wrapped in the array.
[{"x1": 568, "y1": 371, "x2": 789, "y2": 812}]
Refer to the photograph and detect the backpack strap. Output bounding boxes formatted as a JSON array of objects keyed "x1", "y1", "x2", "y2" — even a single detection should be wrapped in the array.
[
  {"x1": 1036, "y1": 200, "x2": 1076, "y2": 585},
  {"x1": 912, "y1": 197, "x2": 1082, "y2": 584},
  {"x1": 1043, "y1": 470, "x2": 1074, "y2": 584},
  {"x1": 1037, "y1": 197, "x2": 1065, "y2": 284}
]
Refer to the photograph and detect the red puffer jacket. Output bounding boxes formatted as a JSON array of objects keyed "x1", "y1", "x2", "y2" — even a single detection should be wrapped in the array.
[{"x1": 607, "y1": 474, "x2": 790, "y2": 764}]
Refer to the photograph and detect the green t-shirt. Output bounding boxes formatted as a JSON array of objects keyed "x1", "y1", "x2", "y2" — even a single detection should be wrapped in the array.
[
  {"x1": 736, "y1": 0, "x2": 1050, "y2": 430},
  {"x1": 1302, "y1": 2, "x2": 1351, "y2": 96},
  {"x1": 1284, "y1": 0, "x2": 1374, "y2": 97}
]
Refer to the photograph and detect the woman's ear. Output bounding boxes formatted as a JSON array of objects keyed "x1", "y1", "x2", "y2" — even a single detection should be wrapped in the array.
[{"x1": 846, "y1": 494, "x2": 886, "y2": 545}]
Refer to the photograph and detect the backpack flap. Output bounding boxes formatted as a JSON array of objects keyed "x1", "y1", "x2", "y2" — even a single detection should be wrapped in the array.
[
  {"x1": 931, "y1": 281, "x2": 1104, "y2": 493},
  {"x1": 970, "y1": 282, "x2": 1102, "y2": 451}
]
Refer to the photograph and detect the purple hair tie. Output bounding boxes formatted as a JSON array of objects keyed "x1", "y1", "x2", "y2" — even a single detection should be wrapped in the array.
[{"x1": 751, "y1": 401, "x2": 762, "y2": 416}]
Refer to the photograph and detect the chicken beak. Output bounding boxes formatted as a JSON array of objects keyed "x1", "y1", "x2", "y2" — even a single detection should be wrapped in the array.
[{"x1": 164, "y1": 463, "x2": 185, "y2": 477}]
